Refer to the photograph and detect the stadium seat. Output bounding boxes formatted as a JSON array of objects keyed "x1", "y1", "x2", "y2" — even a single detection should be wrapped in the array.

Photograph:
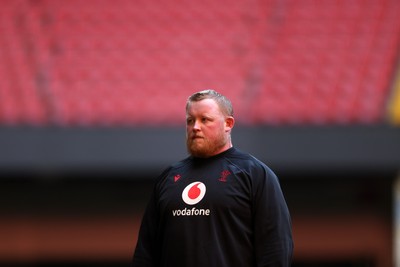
[{"x1": 0, "y1": 0, "x2": 399, "y2": 126}]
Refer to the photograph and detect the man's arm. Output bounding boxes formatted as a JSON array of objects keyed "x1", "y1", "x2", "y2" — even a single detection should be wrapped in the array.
[
  {"x1": 132, "y1": 189, "x2": 159, "y2": 267},
  {"x1": 252, "y1": 166, "x2": 294, "y2": 267}
]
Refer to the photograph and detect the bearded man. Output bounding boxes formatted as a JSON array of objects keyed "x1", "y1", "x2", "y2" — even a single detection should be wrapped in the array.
[{"x1": 132, "y1": 89, "x2": 293, "y2": 267}]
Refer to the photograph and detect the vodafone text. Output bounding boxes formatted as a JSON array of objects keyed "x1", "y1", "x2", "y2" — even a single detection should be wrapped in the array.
[{"x1": 172, "y1": 207, "x2": 211, "y2": 216}]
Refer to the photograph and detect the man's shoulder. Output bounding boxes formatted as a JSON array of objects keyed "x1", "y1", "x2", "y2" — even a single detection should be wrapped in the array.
[
  {"x1": 157, "y1": 156, "x2": 192, "y2": 176},
  {"x1": 228, "y1": 147, "x2": 265, "y2": 166},
  {"x1": 170, "y1": 156, "x2": 192, "y2": 169},
  {"x1": 228, "y1": 148, "x2": 279, "y2": 183}
]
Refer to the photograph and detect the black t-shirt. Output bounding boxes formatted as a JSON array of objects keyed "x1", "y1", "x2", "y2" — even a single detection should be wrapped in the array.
[{"x1": 132, "y1": 147, "x2": 293, "y2": 267}]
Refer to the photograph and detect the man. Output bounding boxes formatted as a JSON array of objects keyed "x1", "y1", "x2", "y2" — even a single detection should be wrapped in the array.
[{"x1": 132, "y1": 89, "x2": 293, "y2": 267}]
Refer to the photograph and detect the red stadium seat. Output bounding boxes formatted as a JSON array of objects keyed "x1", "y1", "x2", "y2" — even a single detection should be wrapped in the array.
[{"x1": 0, "y1": 0, "x2": 399, "y2": 126}]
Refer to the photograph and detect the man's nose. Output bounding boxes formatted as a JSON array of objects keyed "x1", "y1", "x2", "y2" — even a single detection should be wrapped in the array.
[{"x1": 193, "y1": 120, "x2": 201, "y2": 130}]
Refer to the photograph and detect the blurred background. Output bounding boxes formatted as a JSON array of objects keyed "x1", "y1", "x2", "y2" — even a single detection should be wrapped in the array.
[{"x1": 0, "y1": 0, "x2": 400, "y2": 266}]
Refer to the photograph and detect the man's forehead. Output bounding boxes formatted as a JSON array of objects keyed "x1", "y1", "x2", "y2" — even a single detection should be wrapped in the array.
[{"x1": 186, "y1": 99, "x2": 221, "y2": 115}]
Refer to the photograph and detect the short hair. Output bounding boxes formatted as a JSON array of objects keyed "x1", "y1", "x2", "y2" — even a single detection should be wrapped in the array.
[{"x1": 186, "y1": 89, "x2": 234, "y2": 117}]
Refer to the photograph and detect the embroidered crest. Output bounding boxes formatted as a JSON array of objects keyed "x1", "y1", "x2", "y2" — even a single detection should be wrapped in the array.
[{"x1": 218, "y1": 170, "x2": 231, "y2": 182}]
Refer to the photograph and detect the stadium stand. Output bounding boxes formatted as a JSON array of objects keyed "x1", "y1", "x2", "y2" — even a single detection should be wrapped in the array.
[
  {"x1": 1, "y1": 2, "x2": 400, "y2": 267},
  {"x1": 0, "y1": 0, "x2": 399, "y2": 126},
  {"x1": 0, "y1": 0, "x2": 48, "y2": 125}
]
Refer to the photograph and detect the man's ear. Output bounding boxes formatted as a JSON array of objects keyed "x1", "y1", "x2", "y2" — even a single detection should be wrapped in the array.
[{"x1": 225, "y1": 116, "x2": 235, "y2": 132}]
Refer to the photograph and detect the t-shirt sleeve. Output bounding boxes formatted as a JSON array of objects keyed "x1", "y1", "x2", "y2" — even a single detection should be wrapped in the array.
[
  {"x1": 132, "y1": 165, "x2": 174, "y2": 267},
  {"x1": 252, "y1": 165, "x2": 294, "y2": 267},
  {"x1": 132, "y1": 186, "x2": 159, "y2": 267}
]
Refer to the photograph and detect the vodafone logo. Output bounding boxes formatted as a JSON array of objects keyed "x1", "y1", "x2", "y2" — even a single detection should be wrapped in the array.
[
  {"x1": 172, "y1": 182, "x2": 210, "y2": 216},
  {"x1": 182, "y1": 182, "x2": 206, "y2": 205}
]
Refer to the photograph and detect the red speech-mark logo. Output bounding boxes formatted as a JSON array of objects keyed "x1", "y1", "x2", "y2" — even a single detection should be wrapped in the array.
[{"x1": 182, "y1": 182, "x2": 206, "y2": 205}]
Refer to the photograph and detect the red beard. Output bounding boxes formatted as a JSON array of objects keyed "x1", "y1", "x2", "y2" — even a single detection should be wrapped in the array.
[{"x1": 186, "y1": 134, "x2": 227, "y2": 158}]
